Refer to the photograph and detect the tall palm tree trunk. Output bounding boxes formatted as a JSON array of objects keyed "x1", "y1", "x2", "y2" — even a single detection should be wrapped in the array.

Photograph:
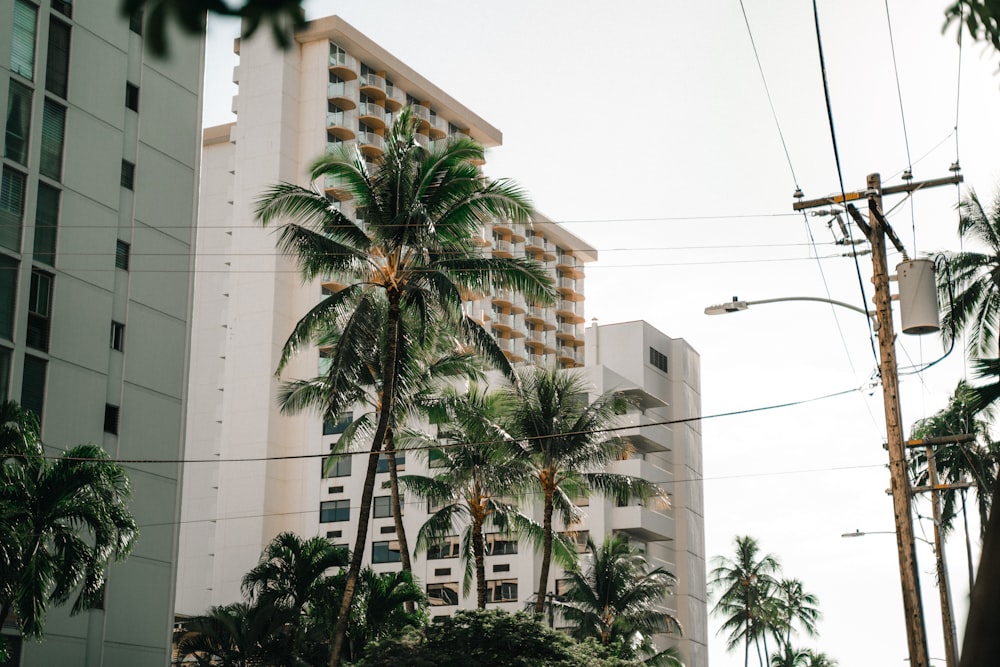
[
  {"x1": 533, "y1": 482, "x2": 555, "y2": 615},
  {"x1": 384, "y1": 429, "x2": 413, "y2": 612},
  {"x1": 962, "y1": 490, "x2": 976, "y2": 593},
  {"x1": 329, "y1": 298, "x2": 403, "y2": 667},
  {"x1": 472, "y1": 514, "x2": 487, "y2": 608}
]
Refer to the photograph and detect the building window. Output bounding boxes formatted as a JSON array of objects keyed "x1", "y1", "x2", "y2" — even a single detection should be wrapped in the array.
[
  {"x1": 39, "y1": 100, "x2": 66, "y2": 180},
  {"x1": 561, "y1": 530, "x2": 590, "y2": 554},
  {"x1": 373, "y1": 495, "x2": 396, "y2": 519},
  {"x1": 11, "y1": 0, "x2": 37, "y2": 81},
  {"x1": 33, "y1": 183, "x2": 59, "y2": 264},
  {"x1": 103, "y1": 404, "x2": 119, "y2": 435},
  {"x1": 51, "y1": 0, "x2": 72, "y2": 18},
  {"x1": 0, "y1": 345, "x2": 9, "y2": 401},
  {"x1": 649, "y1": 347, "x2": 668, "y2": 373},
  {"x1": 129, "y1": 9, "x2": 143, "y2": 35},
  {"x1": 0, "y1": 254, "x2": 17, "y2": 340},
  {"x1": 555, "y1": 578, "x2": 573, "y2": 599},
  {"x1": 5, "y1": 80, "x2": 31, "y2": 165},
  {"x1": 371, "y1": 540, "x2": 401, "y2": 563},
  {"x1": 493, "y1": 563, "x2": 510, "y2": 573},
  {"x1": 484, "y1": 533, "x2": 517, "y2": 556},
  {"x1": 323, "y1": 454, "x2": 351, "y2": 478},
  {"x1": 125, "y1": 82, "x2": 139, "y2": 112},
  {"x1": 115, "y1": 239, "x2": 130, "y2": 270},
  {"x1": 426, "y1": 536, "x2": 460, "y2": 560},
  {"x1": 120, "y1": 160, "x2": 135, "y2": 190},
  {"x1": 485, "y1": 579, "x2": 518, "y2": 603},
  {"x1": 45, "y1": 18, "x2": 71, "y2": 99},
  {"x1": 21, "y1": 354, "x2": 46, "y2": 423},
  {"x1": 329, "y1": 41, "x2": 348, "y2": 66},
  {"x1": 379, "y1": 525, "x2": 395, "y2": 534},
  {"x1": 0, "y1": 167, "x2": 26, "y2": 252},
  {"x1": 323, "y1": 411, "x2": 352, "y2": 435},
  {"x1": 427, "y1": 582, "x2": 458, "y2": 606},
  {"x1": 320, "y1": 499, "x2": 350, "y2": 523},
  {"x1": 26, "y1": 269, "x2": 52, "y2": 351},
  {"x1": 376, "y1": 452, "x2": 404, "y2": 474},
  {"x1": 110, "y1": 321, "x2": 125, "y2": 351}
]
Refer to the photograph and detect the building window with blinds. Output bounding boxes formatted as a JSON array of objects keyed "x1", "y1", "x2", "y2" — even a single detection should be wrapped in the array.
[
  {"x1": 10, "y1": 1, "x2": 37, "y2": 81},
  {"x1": 0, "y1": 169, "x2": 26, "y2": 253},
  {"x1": 26, "y1": 269, "x2": 52, "y2": 352},
  {"x1": 5, "y1": 80, "x2": 31, "y2": 165},
  {"x1": 39, "y1": 100, "x2": 65, "y2": 180}
]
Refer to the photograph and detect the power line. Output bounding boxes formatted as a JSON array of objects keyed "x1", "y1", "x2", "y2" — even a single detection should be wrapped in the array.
[{"x1": 51, "y1": 383, "x2": 867, "y2": 467}]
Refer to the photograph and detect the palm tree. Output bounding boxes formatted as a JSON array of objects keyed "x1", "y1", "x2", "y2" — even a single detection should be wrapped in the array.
[
  {"x1": 339, "y1": 568, "x2": 426, "y2": 663},
  {"x1": 241, "y1": 532, "x2": 348, "y2": 658},
  {"x1": 554, "y1": 535, "x2": 681, "y2": 666},
  {"x1": 770, "y1": 645, "x2": 810, "y2": 667},
  {"x1": 0, "y1": 400, "x2": 138, "y2": 641},
  {"x1": 280, "y1": 300, "x2": 485, "y2": 587},
  {"x1": 910, "y1": 380, "x2": 999, "y2": 590},
  {"x1": 771, "y1": 579, "x2": 819, "y2": 653},
  {"x1": 256, "y1": 107, "x2": 555, "y2": 665},
  {"x1": 503, "y1": 366, "x2": 666, "y2": 616},
  {"x1": 803, "y1": 649, "x2": 837, "y2": 667},
  {"x1": 937, "y1": 188, "x2": 1000, "y2": 355},
  {"x1": 400, "y1": 384, "x2": 540, "y2": 608},
  {"x1": 710, "y1": 535, "x2": 781, "y2": 667},
  {"x1": 175, "y1": 602, "x2": 292, "y2": 667}
]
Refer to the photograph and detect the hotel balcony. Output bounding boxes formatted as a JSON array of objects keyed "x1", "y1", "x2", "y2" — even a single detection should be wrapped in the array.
[
  {"x1": 611, "y1": 503, "x2": 674, "y2": 543},
  {"x1": 556, "y1": 345, "x2": 584, "y2": 366},
  {"x1": 357, "y1": 102, "x2": 386, "y2": 129},
  {"x1": 492, "y1": 238, "x2": 512, "y2": 258},
  {"x1": 411, "y1": 103, "x2": 432, "y2": 130},
  {"x1": 556, "y1": 277, "x2": 583, "y2": 301},
  {"x1": 384, "y1": 83, "x2": 404, "y2": 111},
  {"x1": 326, "y1": 110, "x2": 356, "y2": 140},
  {"x1": 357, "y1": 131, "x2": 385, "y2": 157},
  {"x1": 493, "y1": 290, "x2": 514, "y2": 307},
  {"x1": 525, "y1": 305, "x2": 549, "y2": 325},
  {"x1": 556, "y1": 300, "x2": 584, "y2": 323},
  {"x1": 526, "y1": 351, "x2": 550, "y2": 367},
  {"x1": 525, "y1": 329, "x2": 547, "y2": 347},
  {"x1": 492, "y1": 311, "x2": 513, "y2": 332},
  {"x1": 617, "y1": 412, "x2": 673, "y2": 453},
  {"x1": 359, "y1": 72, "x2": 386, "y2": 98},
  {"x1": 324, "y1": 173, "x2": 352, "y2": 199},
  {"x1": 608, "y1": 457, "x2": 673, "y2": 488},
  {"x1": 327, "y1": 80, "x2": 359, "y2": 109},
  {"x1": 428, "y1": 114, "x2": 448, "y2": 139},
  {"x1": 492, "y1": 218, "x2": 514, "y2": 236},
  {"x1": 510, "y1": 313, "x2": 526, "y2": 336},
  {"x1": 525, "y1": 233, "x2": 545, "y2": 253},
  {"x1": 555, "y1": 321, "x2": 582, "y2": 340},
  {"x1": 329, "y1": 51, "x2": 358, "y2": 79},
  {"x1": 471, "y1": 224, "x2": 491, "y2": 247}
]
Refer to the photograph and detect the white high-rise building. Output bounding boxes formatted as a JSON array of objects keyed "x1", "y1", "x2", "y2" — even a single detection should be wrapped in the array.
[
  {"x1": 179, "y1": 15, "x2": 705, "y2": 666},
  {"x1": 0, "y1": 2, "x2": 204, "y2": 664}
]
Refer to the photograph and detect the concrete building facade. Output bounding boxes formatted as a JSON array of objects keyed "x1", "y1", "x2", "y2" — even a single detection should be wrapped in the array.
[
  {"x1": 179, "y1": 14, "x2": 706, "y2": 666},
  {"x1": 0, "y1": 1, "x2": 203, "y2": 665}
]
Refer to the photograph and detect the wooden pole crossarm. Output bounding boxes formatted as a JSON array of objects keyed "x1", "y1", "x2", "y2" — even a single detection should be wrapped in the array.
[
  {"x1": 881, "y1": 174, "x2": 964, "y2": 196},
  {"x1": 905, "y1": 434, "x2": 977, "y2": 448},
  {"x1": 793, "y1": 189, "x2": 867, "y2": 211},
  {"x1": 912, "y1": 483, "x2": 975, "y2": 494}
]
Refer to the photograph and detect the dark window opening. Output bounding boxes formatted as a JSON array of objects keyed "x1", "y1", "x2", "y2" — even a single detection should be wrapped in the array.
[
  {"x1": 320, "y1": 499, "x2": 349, "y2": 523},
  {"x1": 110, "y1": 321, "x2": 125, "y2": 351},
  {"x1": 129, "y1": 10, "x2": 143, "y2": 35},
  {"x1": 103, "y1": 404, "x2": 119, "y2": 435},
  {"x1": 45, "y1": 18, "x2": 71, "y2": 99},
  {"x1": 649, "y1": 347, "x2": 668, "y2": 373},
  {"x1": 120, "y1": 160, "x2": 135, "y2": 190},
  {"x1": 115, "y1": 239, "x2": 130, "y2": 270},
  {"x1": 125, "y1": 82, "x2": 139, "y2": 112},
  {"x1": 26, "y1": 270, "x2": 52, "y2": 351}
]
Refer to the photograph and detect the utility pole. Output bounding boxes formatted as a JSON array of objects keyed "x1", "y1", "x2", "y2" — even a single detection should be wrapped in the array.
[{"x1": 794, "y1": 171, "x2": 962, "y2": 667}]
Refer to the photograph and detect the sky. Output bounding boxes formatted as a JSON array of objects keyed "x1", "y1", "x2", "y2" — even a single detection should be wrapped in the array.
[{"x1": 201, "y1": 2, "x2": 1000, "y2": 665}]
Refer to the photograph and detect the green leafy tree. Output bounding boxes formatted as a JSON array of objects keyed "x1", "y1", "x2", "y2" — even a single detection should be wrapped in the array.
[
  {"x1": 710, "y1": 535, "x2": 782, "y2": 667},
  {"x1": 944, "y1": 2, "x2": 1000, "y2": 53},
  {"x1": 770, "y1": 645, "x2": 810, "y2": 667},
  {"x1": 0, "y1": 400, "x2": 138, "y2": 647},
  {"x1": 554, "y1": 535, "x2": 682, "y2": 666},
  {"x1": 356, "y1": 608, "x2": 639, "y2": 667},
  {"x1": 802, "y1": 649, "x2": 838, "y2": 667},
  {"x1": 256, "y1": 107, "x2": 554, "y2": 666},
  {"x1": 503, "y1": 366, "x2": 665, "y2": 616},
  {"x1": 401, "y1": 385, "x2": 540, "y2": 608}
]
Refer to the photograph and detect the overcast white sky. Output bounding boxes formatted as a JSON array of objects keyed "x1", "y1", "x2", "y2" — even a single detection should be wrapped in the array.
[{"x1": 202, "y1": 2, "x2": 1000, "y2": 664}]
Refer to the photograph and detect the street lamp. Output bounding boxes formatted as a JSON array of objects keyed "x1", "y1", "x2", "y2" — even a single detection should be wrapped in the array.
[
  {"x1": 704, "y1": 295, "x2": 872, "y2": 318},
  {"x1": 841, "y1": 530, "x2": 934, "y2": 547}
]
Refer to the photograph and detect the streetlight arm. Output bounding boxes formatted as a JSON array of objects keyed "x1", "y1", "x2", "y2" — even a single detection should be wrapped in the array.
[{"x1": 704, "y1": 295, "x2": 872, "y2": 317}]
